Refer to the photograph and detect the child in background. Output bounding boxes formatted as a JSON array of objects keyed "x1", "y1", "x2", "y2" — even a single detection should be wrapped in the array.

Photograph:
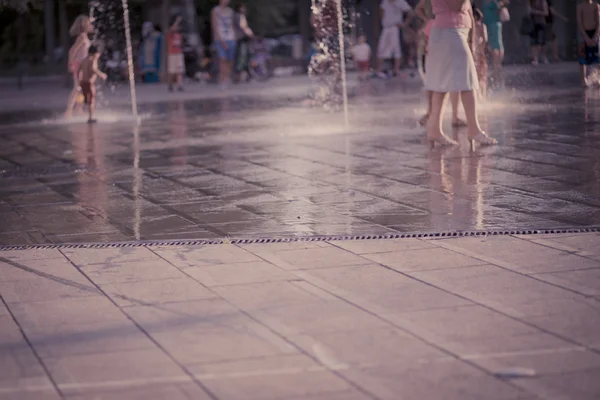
[
  {"x1": 78, "y1": 45, "x2": 107, "y2": 123},
  {"x1": 472, "y1": 7, "x2": 489, "y2": 99},
  {"x1": 250, "y1": 34, "x2": 270, "y2": 79},
  {"x1": 352, "y1": 34, "x2": 372, "y2": 80},
  {"x1": 577, "y1": 0, "x2": 600, "y2": 87},
  {"x1": 167, "y1": 16, "x2": 185, "y2": 92}
]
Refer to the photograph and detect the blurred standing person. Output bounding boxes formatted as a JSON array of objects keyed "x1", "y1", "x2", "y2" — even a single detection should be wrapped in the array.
[
  {"x1": 376, "y1": 0, "x2": 415, "y2": 78},
  {"x1": 577, "y1": 0, "x2": 600, "y2": 87},
  {"x1": 212, "y1": 0, "x2": 237, "y2": 89},
  {"x1": 528, "y1": 0, "x2": 549, "y2": 65},
  {"x1": 425, "y1": 0, "x2": 496, "y2": 147},
  {"x1": 415, "y1": 0, "x2": 466, "y2": 128},
  {"x1": 167, "y1": 16, "x2": 185, "y2": 92},
  {"x1": 234, "y1": 3, "x2": 254, "y2": 83},
  {"x1": 65, "y1": 15, "x2": 94, "y2": 119},
  {"x1": 482, "y1": 0, "x2": 507, "y2": 75},
  {"x1": 544, "y1": 0, "x2": 569, "y2": 62},
  {"x1": 139, "y1": 22, "x2": 162, "y2": 83}
]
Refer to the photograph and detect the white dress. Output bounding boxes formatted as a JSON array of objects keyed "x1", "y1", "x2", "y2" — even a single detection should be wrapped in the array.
[{"x1": 425, "y1": 27, "x2": 479, "y2": 92}]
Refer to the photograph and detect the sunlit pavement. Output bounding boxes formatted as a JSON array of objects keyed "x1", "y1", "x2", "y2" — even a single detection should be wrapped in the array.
[
  {"x1": 1, "y1": 64, "x2": 600, "y2": 399},
  {"x1": 1, "y1": 233, "x2": 600, "y2": 399}
]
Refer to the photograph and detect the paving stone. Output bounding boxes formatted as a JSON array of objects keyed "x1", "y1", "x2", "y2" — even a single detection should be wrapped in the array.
[
  {"x1": 0, "y1": 249, "x2": 65, "y2": 262},
  {"x1": 100, "y1": 277, "x2": 216, "y2": 307},
  {"x1": 514, "y1": 368, "x2": 600, "y2": 400},
  {"x1": 0, "y1": 257, "x2": 89, "y2": 283},
  {"x1": 81, "y1": 259, "x2": 184, "y2": 285},
  {"x1": 533, "y1": 233, "x2": 600, "y2": 258},
  {"x1": 532, "y1": 268, "x2": 600, "y2": 296},
  {"x1": 185, "y1": 260, "x2": 295, "y2": 287},
  {"x1": 65, "y1": 382, "x2": 212, "y2": 400},
  {"x1": 0, "y1": 388, "x2": 62, "y2": 400},
  {"x1": 291, "y1": 327, "x2": 446, "y2": 368},
  {"x1": 437, "y1": 235, "x2": 600, "y2": 274},
  {"x1": 62, "y1": 247, "x2": 157, "y2": 267},
  {"x1": 212, "y1": 281, "x2": 329, "y2": 311},
  {"x1": 0, "y1": 275, "x2": 100, "y2": 304},
  {"x1": 45, "y1": 349, "x2": 186, "y2": 394},
  {"x1": 200, "y1": 367, "x2": 351, "y2": 400},
  {"x1": 24, "y1": 320, "x2": 156, "y2": 358},
  {"x1": 409, "y1": 265, "x2": 581, "y2": 311},
  {"x1": 9, "y1": 297, "x2": 127, "y2": 330},
  {"x1": 469, "y1": 348, "x2": 600, "y2": 377},
  {"x1": 362, "y1": 247, "x2": 485, "y2": 272},
  {"x1": 307, "y1": 264, "x2": 471, "y2": 312},
  {"x1": 256, "y1": 246, "x2": 371, "y2": 270},
  {"x1": 341, "y1": 359, "x2": 529, "y2": 400},
  {"x1": 330, "y1": 238, "x2": 436, "y2": 254},
  {"x1": 153, "y1": 244, "x2": 261, "y2": 268}
]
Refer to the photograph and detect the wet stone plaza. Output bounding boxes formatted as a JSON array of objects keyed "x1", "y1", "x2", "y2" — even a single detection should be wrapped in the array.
[
  {"x1": 1, "y1": 65, "x2": 600, "y2": 245},
  {"x1": 1, "y1": 64, "x2": 600, "y2": 400}
]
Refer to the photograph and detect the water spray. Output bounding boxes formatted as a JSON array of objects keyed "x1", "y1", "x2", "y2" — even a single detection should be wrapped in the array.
[{"x1": 121, "y1": 0, "x2": 139, "y2": 121}]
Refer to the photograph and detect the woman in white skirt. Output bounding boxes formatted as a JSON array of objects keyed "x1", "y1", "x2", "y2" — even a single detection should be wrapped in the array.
[{"x1": 425, "y1": 0, "x2": 496, "y2": 147}]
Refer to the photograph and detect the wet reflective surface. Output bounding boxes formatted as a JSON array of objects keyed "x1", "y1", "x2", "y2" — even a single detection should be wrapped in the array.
[{"x1": 1, "y1": 66, "x2": 599, "y2": 245}]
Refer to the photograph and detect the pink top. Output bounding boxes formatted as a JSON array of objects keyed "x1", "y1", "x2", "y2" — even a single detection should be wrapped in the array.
[{"x1": 431, "y1": 0, "x2": 472, "y2": 29}]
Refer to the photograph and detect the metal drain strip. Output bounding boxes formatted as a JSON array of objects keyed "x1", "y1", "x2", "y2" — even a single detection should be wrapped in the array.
[{"x1": 1, "y1": 226, "x2": 599, "y2": 251}]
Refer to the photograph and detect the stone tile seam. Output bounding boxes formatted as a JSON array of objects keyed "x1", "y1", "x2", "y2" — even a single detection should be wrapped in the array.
[{"x1": 1, "y1": 227, "x2": 600, "y2": 251}]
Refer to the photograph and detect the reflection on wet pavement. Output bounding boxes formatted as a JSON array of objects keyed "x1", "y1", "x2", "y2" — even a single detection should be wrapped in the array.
[{"x1": 1, "y1": 75, "x2": 600, "y2": 245}]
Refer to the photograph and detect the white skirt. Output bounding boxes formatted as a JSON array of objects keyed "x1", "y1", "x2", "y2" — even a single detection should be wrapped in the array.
[{"x1": 425, "y1": 27, "x2": 478, "y2": 92}]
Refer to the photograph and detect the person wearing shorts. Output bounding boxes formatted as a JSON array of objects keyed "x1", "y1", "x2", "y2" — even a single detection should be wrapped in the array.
[
  {"x1": 352, "y1": 34, "x2": 371, "y2": 80},
  {"x1": 212, "y1": 0, "x2": 237, "y2": 88},
  {"x1": 167, "y1": 16, "x2": 185, "y2": 92},
  {"x1": 578, "y1": 0, "x2": 600, "y2": 87},
  {"x1": 528, "y1": 0, "x2": 549, "y2": 65},
  {"x1": 377, "y1": 0, "x2": 414, "y2": 78}
]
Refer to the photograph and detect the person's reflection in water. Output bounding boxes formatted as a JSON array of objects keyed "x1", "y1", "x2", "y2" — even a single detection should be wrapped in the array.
[
  {"x1": 169, "y1": 101, "x2": 189, "y2": 165},
  {"x1": 71, "y1": 123, "x2": 108, "y2": 220}
]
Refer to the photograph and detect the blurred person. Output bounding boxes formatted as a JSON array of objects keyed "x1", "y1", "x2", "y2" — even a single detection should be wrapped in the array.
[
  {"x1": 376, "y1": 0, "x2": 415, "y2": 78},
  {"x1": 544, "y1": 0, "x2": 568, "y2": 62},
  {"x1": 528, "y1": 0, "x2": 549, "y2": 65},
  {"x1": 139, "y1": 22, "x2": 162, "y2": 83},
  {"x1": 352, "y1": 34, "x2": 372, "y2": 80},
  {"x1": 482, "y1": 0, "x2": 508, "y2": 75},
  {"x1": 578, "y1": 0, "x2": 600, "y2": 87},
  {"x1": 234, "y1": 3, "x2": 254, "y2": 83},
  {"x1": 472, "y1": 7, "x2": 488, "y2": 99},
  {"x1": 425, "y1": 0, "x2": 496, "y2": 147},
  {"x1": 416, "y1": 0, "x2": 466, "y2": 128},
  {"x1": 250, "y1": 34, "x2": 271, "y2": 80},
  {"x1": 78, "y1": 45, "x2": 107, "y2": 123},
  {"x1": 167, "y1": 16, "x2": 185, "y2": 92},
  {"x1": 65, "y1": 15, "x2": 94, "y2": 118},
  {"x1": 212, "y1": 0, "x2": 237, "y2": 89}
]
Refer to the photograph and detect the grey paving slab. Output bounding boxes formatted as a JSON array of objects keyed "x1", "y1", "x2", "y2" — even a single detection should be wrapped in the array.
[
  {"x1": 185, "y1": 260, "x2": 296, "y2": 287},
  {"x1": 330, "y1": 238, "x2": 436, "y2": 254},
  {"x1": 305, "y1": 263, "x2": 471, "y2": 313},
  {"x1": 44, "y1": 348, "x2": 187, "y2": 395},
  {"x1": 79, "y1": 258, "x2": 185, "y2": 285},
  {"x1": 433, "y1": 235, "x2": 600, "y2": 274},
  {"x1": 153, "y1": 244, "x2": 262, "y2": 268},
  {"x1": 361, "y1": 246, "x2": 487, "y2": 272},
  {"x1": 65, "y1": 382, "x2": 212, "y2": 400},
  {"x1": 531, "y1": 268, "x2": 600, "y2": 296},
  {"x1": 341, "y1": 359, "x2": 530, "y2": 400}
]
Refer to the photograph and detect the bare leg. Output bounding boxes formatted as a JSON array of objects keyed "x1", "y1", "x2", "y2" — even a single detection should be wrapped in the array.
[
  {"x1": 176, "y1": 73, "x2": 183, "y2": 90},
  {"x1": 420, "y1": 90, "x2": 432, "y2": 126},
  {"x1": 461, "y1": 90, "x2": 496, "y2": 144},
  {"x1": 393, "y1": 57, "x2": 401, "y2": 75},
  {"x1": 220, "y1": 59, "x2": 228, "y2": 84},
  {"x1": 88, "y1": 95, "x2": 95, "y2": 122},
  {"x1": 65, "y1": 74, "x2": 79, "y2": 118},
  {"x1": 553, "y1": 39, "x2": 560, "y2": 61},
  {"x1": 532, "y1": 45, "x2": 540, "y2": 64},
  {"x1": 450, "y1": 92, "x2": 465, "y2": 126},
  {"x1": 427, "y1": 91, "x2": 448, "y2": 138},
  {"x1": 582, "y1": 65, "x2": 588, "y2": 87}
]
